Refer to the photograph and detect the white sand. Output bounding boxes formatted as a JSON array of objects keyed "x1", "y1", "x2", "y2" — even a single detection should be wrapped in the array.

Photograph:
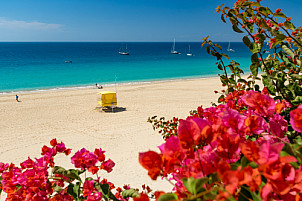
[{"x1": 0, "y1": 77, "x2": 223, "y2": 196}]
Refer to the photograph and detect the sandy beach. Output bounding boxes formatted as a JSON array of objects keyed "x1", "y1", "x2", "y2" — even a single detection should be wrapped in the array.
[{"x1": 0, "y1": 77, "x2": 223, "y2": 195}]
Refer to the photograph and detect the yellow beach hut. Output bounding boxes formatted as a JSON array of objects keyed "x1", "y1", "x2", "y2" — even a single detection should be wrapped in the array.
[{"x1": 97, "y1": 91, "x2": 117, "y2": 112}]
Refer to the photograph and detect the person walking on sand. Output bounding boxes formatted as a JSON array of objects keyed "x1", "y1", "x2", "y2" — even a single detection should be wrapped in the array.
[{"x1": 16, "y1": 94, "x2": 19, "y2": 102}]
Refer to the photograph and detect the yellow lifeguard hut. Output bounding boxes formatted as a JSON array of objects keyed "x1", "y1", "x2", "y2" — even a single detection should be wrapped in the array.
[{"x1": 97, "y1": 91, "x2": 117, "y2": 112}]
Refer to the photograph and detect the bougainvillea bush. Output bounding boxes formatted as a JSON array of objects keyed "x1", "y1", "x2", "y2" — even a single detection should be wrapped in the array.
[
  {"x1": 141, "y1": 89, "x2": 302, "y2": 201},
  {"x1": 140, "y1": 0, "x2": 302, "y2": 200},
  {"x1": 0, "y1": 139, "x2": 131, "y2": 201}
]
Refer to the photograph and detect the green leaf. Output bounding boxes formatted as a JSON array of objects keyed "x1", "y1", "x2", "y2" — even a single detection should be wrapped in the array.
[
  {"x1": 284, "y1": 21, "x2": 296, "y2": 30},
  {"x1": 290, "y1": 74, "x2": 302, "y2": 80},
  {"x1": 206, "y1": 46, "x2": 211, "y2": 55},
  {"x1": 238, "y1": 186, "x2": 252, "y2": 201},
  {"x1": 232, "y1": 24, "x2": 244, "y2": 33},
  {"x1": 221, "y1": 14, "x2": 226, "y2": 23},
  {"x1": 214, "y1": 44, "x2": 222, "y2": 50},
  {"x1": 259, "y1": 7, "x2": 268, "y2": 17},
  {"x1": 249, "y1": 43, "x2": 260, "y2": 54},
  {"x1": 203, "y1": 190, "x2": 217, "y2": 200},
  {"x1": 100, "y1": 183, "x2": 110, "y2": 195},
  {"x1": 221, "y1": 53, "x2": 229, "y2": 59},
  {"x1": 262, "y1": 77, "x2": 276, "y2": 95},
  {"x1": 218, "y1": 63, "x2": 223, "y2": 70},
  {"x1": 251, "y1": 2, "x2": 260, "y2": 7},
  {"x1": 281, "y1": 44, "x2": 295, "y2": 58},
  {"x1": 251, "y1": 53, "x2": 259, "y2": 63},
  {"x1": 250, "y1": 190, "x2": 262, "y2": 201},
  {"x1": 293, "y1": 96, "x2": 302, "y2": 105},
  {"x1": 52, "y1": 166, "x2": 66, "y2": 175},
  {"x1": 67, "y1": 182, "x2": 81, "y2": 201},
  {"x1": 65, "y1": 169, "x2": 84, "y2": 182},
  {"x1": 250, "y1": 63, "x2": 259, "y2": 77},
  {"x1": 243, "y1": 36, "x2": 251, "y2": 47},
  {"x1": 275, "y1": 34, "x2": 286, "y2": 41},
  {"x1": 241, "y1": 156, "x2": 250, "y2": 168},
  {"x1": 260, "y1": 19, "x2": 270, "y2": 30},
  {"x1": 246, "y1": 22, "x2": 254, "y2": 33},
  {"x1": 273, "y1": 12, "x2": 286, "y2": 18},
  {"x1": 238, "y1": 79, "x2": 247, "y2": 83},
  {"x1": 229, "y1": 78, "x2": 236, "y2": 84},
  {"x1": 182, "y1": 177, "x2": 208, "y2": 195},
  {"x1": 122, "y1": 189, "x2": 139, "y2": 198},
  {"x1": 53, "y1": 184, "x2": 62, "y2": 193},
  {"x1": 158, "y1": 193, "x2": 178, "y2": 201}
]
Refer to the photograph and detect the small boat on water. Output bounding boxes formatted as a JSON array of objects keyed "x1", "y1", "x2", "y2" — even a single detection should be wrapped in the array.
[
  {"x1": 187, "y1": 45, "x2": 193, "y2": 56},
  {"x1": 171, "y1": 38, "x2": 180, "y2": 54},
  {"x1": 119, "y1": 44, "x2": 130, "y2": 55},
  {"x1": 119, "y1": 51, "x2": 129, "y2": 55},
  {"x1": 227, "y1": 41, "x2": 235, "y2": 52},
  {"x1": 65, "y1": 61, "x2": 72, "y2": 63}
]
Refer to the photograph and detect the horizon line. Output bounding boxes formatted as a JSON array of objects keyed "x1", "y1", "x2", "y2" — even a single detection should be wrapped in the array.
[{"x1": 0, "y1": 41, "x2": 244, "y2": 43}]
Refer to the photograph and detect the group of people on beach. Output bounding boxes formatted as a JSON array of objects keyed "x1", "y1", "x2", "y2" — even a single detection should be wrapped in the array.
[{"x1": 95, "y1": 83, "x2": 103, "y2": 89}]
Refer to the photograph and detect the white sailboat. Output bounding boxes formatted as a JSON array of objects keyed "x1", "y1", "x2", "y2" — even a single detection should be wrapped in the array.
[
  {"x1": 227, "y1": 41, "x2": 235, "y2": 52},
  {"x1": 171, "y1": 38, "x2": 180, "y2": 54},
  {"x1": 187, "y1": 45, "x2": 193, "y2": 56},
  {"x1": 119, "y1": 43, "x2": 130, "y2": 55}
]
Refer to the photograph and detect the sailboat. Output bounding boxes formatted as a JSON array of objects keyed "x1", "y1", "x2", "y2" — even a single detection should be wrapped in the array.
[
  {"x1": 187, "y1": 45, "x2": 193, "y2": 56},
  {"x1": 171, "y1": 38, "x2": 180, "y2": 54},
  {"x1": 227, "y1": 41, "x2": 235, "y2": 52},
  {"x1": 119, "y1": 44, "x2": 130, "y2": 55}
]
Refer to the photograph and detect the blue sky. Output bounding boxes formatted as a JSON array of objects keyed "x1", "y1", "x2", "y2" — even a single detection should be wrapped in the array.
[{"x1": 0, "y1": 0, "x2": 300, "y2": 42}]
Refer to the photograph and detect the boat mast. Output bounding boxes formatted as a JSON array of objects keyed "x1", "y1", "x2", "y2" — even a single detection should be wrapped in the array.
[{"x1": 173, "y1": 38, "x2": 176, "y2": 51}]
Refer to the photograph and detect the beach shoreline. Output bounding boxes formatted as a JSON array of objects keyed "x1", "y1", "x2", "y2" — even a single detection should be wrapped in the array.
[
  {"x1": 0, "y1": 74, "x2": 220, "y2": 95},
  {"x1": 0, "y1": 77, "x2": 224, "y2": 198}
]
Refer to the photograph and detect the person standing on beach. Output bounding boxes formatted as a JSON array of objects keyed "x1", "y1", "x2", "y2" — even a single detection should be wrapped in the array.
[{"x1": 16, "y1": 94, "x2": 19, "y2": 102}]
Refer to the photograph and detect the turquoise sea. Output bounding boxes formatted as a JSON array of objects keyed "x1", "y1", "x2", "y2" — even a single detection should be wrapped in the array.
[{"x1": 0, "y1": 42, "x2": 253, "y2": 93}]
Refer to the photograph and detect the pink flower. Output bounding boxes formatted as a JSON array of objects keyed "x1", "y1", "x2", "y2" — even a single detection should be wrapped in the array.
[
  {"x1": 20, "y1": 157, "x2": 34, "y2": 169},
  {"x1": 71, "y1": 148, "x2": 98, "y2": 170},
  {"x1": 244, "y1": 115, "x2": 268, "y2": 135},
  {"x1": 100, "y1": 159, "x2": 115, "y2": 173},
  {"x1": 159, "y1": 136, "x2": 184, "y2": 161},
  {"x1": 222, "y1": 108, "x2": 245, "y2": 133},
  {"x1": 241, "y1": 91, "x2": 275, "y2": 117},
  {"x1": 0, "y1": 162, "x2": 9, "y2": 173},
  {"x1": 290, "y1": 105, "x2": 302, "y2": 133},
  {"x1": 258, "y1": 141, "x2": 284, "y2": 165},
  {"x1": 56, "y1": 142, "x2": 67, "y2": 153},
  {"x1": 87, "y1": 192, "x2": 103, "y2": 201},
  {"x1": 269, "y1": 114, "x2": 288, "y2": 138},
  {"x1": 83, "y1": 180, "x2": 96, "y2": 197},
  {"x1": 178, "y1": 118, "x2": 214, "y2": 149}
]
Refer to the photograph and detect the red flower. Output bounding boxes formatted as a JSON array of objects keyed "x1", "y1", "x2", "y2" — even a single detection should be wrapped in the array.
[
  {"x1": 275, "y1": 8, "x2": 281, "y2": 13},
  {"x1": 139, "y1": 151, "x2": 163, "y2": 180},
  {"x1": 290, "y1": 105, "x2": 302, "y2": 133},
  {"x1": 50, "y1": 138, "x2": 58, "y2": 147},
  {"x1": 100, "y1": 159, "x2": 115, "y2": 173},
  {"x1": 94, "y1": 148, "x2": 106, "y2": 162},
  {"x1": 133, "y1": 193, "x2": 150, "y2": 201},
  {"x1": 64, "y1": 148, "x2": 72, "y2": 156},
  {"x1": 286, "y1": 37, "x2": 292, "y2": 43},
  {"x1": 88, "y1": 166, "x2": 99, "y2": 175}
]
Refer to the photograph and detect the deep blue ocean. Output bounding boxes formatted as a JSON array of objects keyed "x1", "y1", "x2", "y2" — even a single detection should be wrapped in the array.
[{"x1": 0, "y1": 42, "x2": 253, "y2": 93}]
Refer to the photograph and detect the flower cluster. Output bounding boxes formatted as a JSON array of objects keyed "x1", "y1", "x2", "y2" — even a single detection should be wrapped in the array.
[
  {"x1": 140, "y1": 90, "x2": 302, "y2": 200},
  {"x1": 0, "y1": 139, "x2": 126, "y2": 201}
]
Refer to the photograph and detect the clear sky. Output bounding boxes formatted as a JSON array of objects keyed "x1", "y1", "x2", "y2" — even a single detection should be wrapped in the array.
[{"x1": 0, "y1": 0, "x2": 301, "y2": 42}]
